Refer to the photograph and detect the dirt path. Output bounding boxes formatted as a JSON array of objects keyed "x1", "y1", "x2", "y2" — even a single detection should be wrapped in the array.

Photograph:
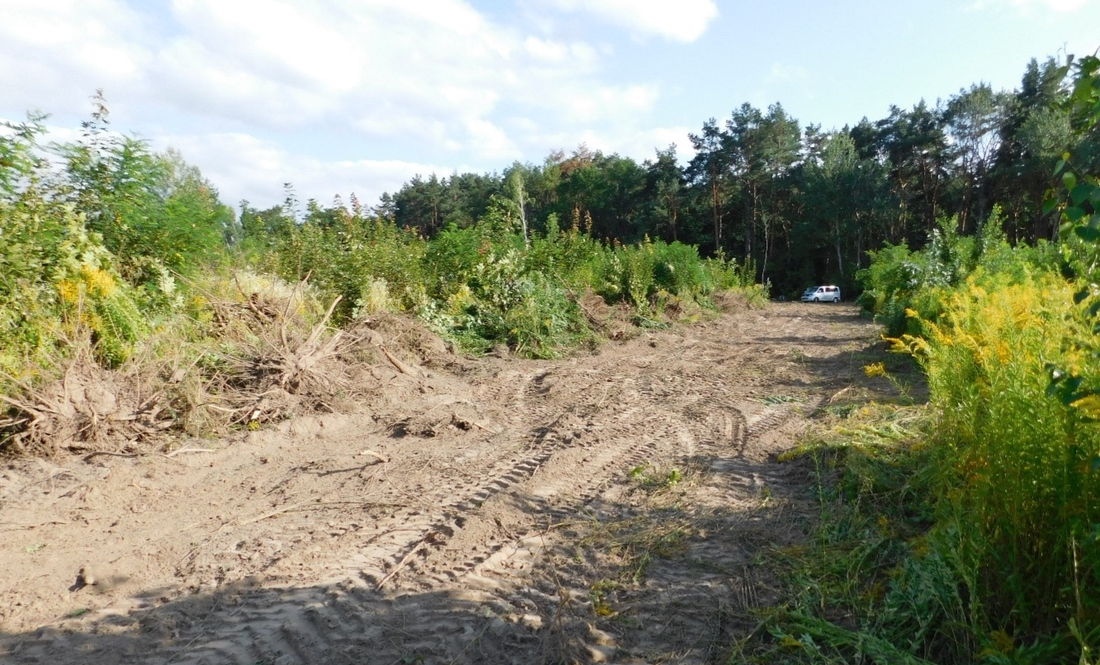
[{"x1": 0, "y1": 302, "x2": 877, "y2": 664}]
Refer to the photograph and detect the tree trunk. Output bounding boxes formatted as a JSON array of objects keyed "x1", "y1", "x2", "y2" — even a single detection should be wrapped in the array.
[{"x1": 711, "y1": 176, "x2": 722, "y2": 254}]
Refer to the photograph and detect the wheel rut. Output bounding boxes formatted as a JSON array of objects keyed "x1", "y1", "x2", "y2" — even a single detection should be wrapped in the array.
[{"x1": 0, "y1": 303, "x2": 880, "y2": 665}]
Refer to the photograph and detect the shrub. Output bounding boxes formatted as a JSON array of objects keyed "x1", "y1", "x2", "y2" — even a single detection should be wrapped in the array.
[
  {"x1": 277, "y1": 212, "x2": 426, "y2": 320},
  {"x1": 859, "y1": 209, "x2": 1057, "y2": 336},
  {"x1": 0, "y1": 195, "x2": 146, "y2": 373},
  {"x1": 894, "y1": 274, "x2": 1100, "y2": 659}
]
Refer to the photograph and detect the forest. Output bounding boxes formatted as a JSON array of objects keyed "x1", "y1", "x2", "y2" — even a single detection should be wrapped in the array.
[{"x1": 2, "y1": 49, "x2": 1100, "y2": 664}]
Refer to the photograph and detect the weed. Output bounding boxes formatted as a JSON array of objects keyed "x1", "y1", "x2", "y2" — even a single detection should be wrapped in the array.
[
  {"x1": 628, "y1": 462, "x2": 683, "y2": 492},
  {"x1": 895, "y1": 275, "x2": 1100, "y2": 658},
  {"x1": 760, "y1": 278, "x2": 1100, "y2": 664},
  {"x1": 757, "y1": 394, "x2": 802, "y2": 406}
]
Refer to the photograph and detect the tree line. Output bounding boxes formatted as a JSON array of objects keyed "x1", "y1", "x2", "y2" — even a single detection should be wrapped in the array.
[{"x1": 240, "y1": 55, "x2": 1095, "y2": 298}]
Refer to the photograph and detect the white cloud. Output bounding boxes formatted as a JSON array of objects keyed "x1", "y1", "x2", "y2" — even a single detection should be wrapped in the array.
[
  {"x1": 463, "y1": 119, "x2": 522, "y2": 160},
  {"x1": 766, "y1": 63, "x2": 810, "y2": 85},
  {"x1": 0, "y1": 0, "x2": 657, "y2": 132},
  {"x1": 515, "y1": 123, "x2": 693, "y2": 165},
  {"x1": 0, "y1": 0, "x2": 152, "y2": 110},
  {"x1": 966, "y1": 0, "x2": 1090, "y2": 12},
  {"x1": 155, "y1": 132, "x2": 451, "y2": 208},
  {"x1": 148, "y1": 0, "x2": 659, "y2": 148},
  {"x1": 0, "y1": 0, "x2": 682, "y2": 206},
  {"x1": 540, "y1": 0, "x2": 719, "y2": 42}
]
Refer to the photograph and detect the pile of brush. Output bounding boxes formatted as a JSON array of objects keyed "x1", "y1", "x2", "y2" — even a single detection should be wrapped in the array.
[{"x1": 0, "y1": 273, "x2": 425, "y2": 457}]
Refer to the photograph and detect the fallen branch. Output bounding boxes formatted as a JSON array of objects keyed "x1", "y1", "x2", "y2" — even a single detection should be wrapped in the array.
[
  {"x1": 358, "y1": 449, "x2": 390, "y2": 463},
  {"x1": 82, "y1": 451, "x2": 139, "y2": 461},
  {"x1": 0, "y1": 393, "x2": 45, "y2": 418},
  {"x1": 566, "y1": 288, "x2": 609, "y2": 332},
  {"x1": 379, "y1": 345, "x2": 419, "y2": 376},
  {"x1": 470, "y1": 420, "x2": 502, "y2": 435}
]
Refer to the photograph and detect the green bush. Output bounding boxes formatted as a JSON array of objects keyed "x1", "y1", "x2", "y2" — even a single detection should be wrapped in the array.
[
  {"x1": 858, "y1": 209, "x2": 1057, "y2": 336},
  {"x1": 278, "y1": 212, "x2": 426, "y2": 320},
  {"x1": 652, "y1": 240, "x2": 711, "y2": 295},
  {"x1": 0, "y1": 194, "x2": 146, "y2": 373},
  {"x1": 526, "y1": 223, "x2": 612, "y2": 294}
]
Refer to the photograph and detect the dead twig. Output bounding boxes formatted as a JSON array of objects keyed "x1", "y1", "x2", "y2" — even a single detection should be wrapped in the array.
[
  {"x1": 82, "y1": 451, "x2": 139, "y2": 461},
  {"x1": 237, "y1": 501, "x2": 310, "y2": 526},
  {"x1": 0, "y1": 519, "x2": 70, "y2": 532},
  {"x1": 358, "y1": 449, "x2": 389, "y2": 463},
  {"x1": 566, "y1": 288, "x2": 609, "y2": 332},
  {"x1": 0, "y1": 393, "x2": 46, "y2": 418},
  {"x1": 275, "y1": 272, "x2": 313, "y2": 352},
  {"x1": 378, "y1": 345, "x2": 419, "y2": 376},
  {"x1": 164, "y1": 447, "x2": 217, "y2": 458},
  {"x1": 377, "y1": 530, "x2": 440, "y2": 590},
  {"x1": 468, "y1": 419, "x2": 503, "y2": 435}
]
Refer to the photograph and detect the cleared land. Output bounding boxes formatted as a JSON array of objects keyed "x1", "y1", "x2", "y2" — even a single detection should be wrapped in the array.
[{"x1": 0, "y1": 302, "x2": 878, "y2": 664}]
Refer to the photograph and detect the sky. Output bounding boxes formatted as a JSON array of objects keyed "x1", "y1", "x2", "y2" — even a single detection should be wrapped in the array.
[{"x1": 1, "y1": 0, "x2": 1098, "y2": 211}]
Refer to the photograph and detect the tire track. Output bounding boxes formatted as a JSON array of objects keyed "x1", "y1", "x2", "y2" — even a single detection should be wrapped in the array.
[
  {"x1": 160, "y1": 372, "x2": 678, "y2": 662},
  {"x1": 0, "y1": 304, "x2": 880, "y2": 665}
]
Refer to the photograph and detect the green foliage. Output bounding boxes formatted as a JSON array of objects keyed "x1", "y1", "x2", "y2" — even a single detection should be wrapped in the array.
[
  {"x1": 277, "y1": 207, "x2": 425, "y2": 320},
  {"x1": 276, "y1": 197, "x2": 753, "y2": 358},
  {"x1": 896, "y1": 276, "x2": 1100, "y2": 661},
  {"x1": 526, "y1": 222, "x2": 609, "y2": 292},
  {"x1": 0, "y1": 113, "x2": 48, "y2": 198},
  {"x1": 0, "y1": 193, "x2": 146, "y2": 372},
  {"x1": 778, "y1": 57, "x2": 1100, "y2": 665},
  {"x1": 0, "y1": 95, "x2": 229, "y2": 378},
  {"x1": 419, "y1": 226, "x2": 589, "y2": 357},
  {"x1": 761, "y1": 393, "x2": 1100, "y2": 664},
  {"x1": 857, "y1": 207, "x2": 1055, "y2": 335},
  {"x1": 56, "y1": 94, "x2": 232, "y2": 282},
  {"x1": 757, "y1": 404, "x2": 949, "y2": 663},
  {"x1": 850, "y1": 273, "x2": 1097, "y2": 662},
  {"x1": 1053, "y1": 56, "x2": 1100, "y2": 281}
]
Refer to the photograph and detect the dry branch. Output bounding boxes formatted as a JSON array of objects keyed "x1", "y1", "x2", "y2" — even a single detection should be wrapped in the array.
[
  {"x1": 379, "y1": 345, "x2": 419, "y2": 376},
  {"x1": 376, "y1": 530, "x2": 440, "y2": 589},
  {"x1": 165, "y1": 447, "x2": 217, "y2": 458}
]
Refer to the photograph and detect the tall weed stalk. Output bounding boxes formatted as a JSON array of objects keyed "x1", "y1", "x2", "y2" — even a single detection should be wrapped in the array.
[{"x1": 897, "y1": 275, "x2": 1100, "y2": 655}]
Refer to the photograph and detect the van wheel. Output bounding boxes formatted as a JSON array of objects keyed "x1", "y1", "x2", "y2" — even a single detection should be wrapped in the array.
[
  {"x1": 833, "y1": 296, "x2": 840, "y2": 303},
  {"x1": 812, "y1": 297, "x2": 819, "y2": 302}
]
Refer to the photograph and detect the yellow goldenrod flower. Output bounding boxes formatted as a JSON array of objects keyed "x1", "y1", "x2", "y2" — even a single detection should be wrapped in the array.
[{"x1": 864, "y1": 362, "x2": 887, "y2": 378}]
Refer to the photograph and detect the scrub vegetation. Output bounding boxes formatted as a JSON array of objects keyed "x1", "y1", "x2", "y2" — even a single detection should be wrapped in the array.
[
  {"x1": 750, "y1": 55, "x2": 1100, "y2": 664},
  {"x1": 0, "y1": 92, "x2": 758, "y2": 454}
]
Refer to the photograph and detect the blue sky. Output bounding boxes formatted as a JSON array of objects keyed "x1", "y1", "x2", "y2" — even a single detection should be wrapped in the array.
[{"x1": 1, "y1": 0, "x2": 1097, "y2": 210}]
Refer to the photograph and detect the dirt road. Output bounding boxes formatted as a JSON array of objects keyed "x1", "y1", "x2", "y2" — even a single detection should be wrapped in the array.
[{"x1": 0, "y1": 302, "x2": 878, "y2": 664}]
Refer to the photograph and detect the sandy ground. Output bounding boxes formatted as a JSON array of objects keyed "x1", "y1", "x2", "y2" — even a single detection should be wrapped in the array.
[{"x1": 0, "y1": 302, "x2": 879, "y2": 664}]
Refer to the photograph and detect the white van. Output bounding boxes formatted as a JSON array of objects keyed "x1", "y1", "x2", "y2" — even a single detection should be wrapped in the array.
[{"x1": 801, "y1": 285, "x2": 841, "y2": 303}]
